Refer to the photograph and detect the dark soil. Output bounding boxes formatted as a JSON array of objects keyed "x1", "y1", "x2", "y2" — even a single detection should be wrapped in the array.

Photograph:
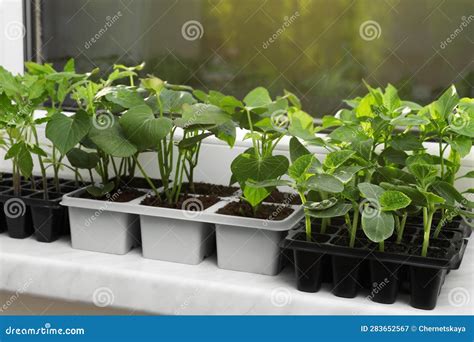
[
  {"x1": 294, "y1": 232, "x2": 331, "y2": 243},
  {"x1": 29, "y1": 192, "x2": 63, "y2": 201},
  {"x1": 263, "y1": 189, "x2": 301, "y2": 205},
  {"x1": 409, "y1": 246, "x2": 449, "y2": 259},
  {"x1": 413, "y1": 237, "x2": 451, "y2": 249},
  {"x1": 181, "y1": 182, "x2": 238, "y2": 197},
  {"x1": 141, "y1": 194, "x2": 220, "y2": 210},
  {"x1": 79, "y1": 188, "x2": 145, "y2": 202},
  {"x1": 385, "y1": 242, "x2": 408, "y2": 254},
  {"x1": 216, "y1": 200, "x2": 294, "y2": 220},
  {"x1": 332, "y1": 236, "x2": 366, "y2": 248}
]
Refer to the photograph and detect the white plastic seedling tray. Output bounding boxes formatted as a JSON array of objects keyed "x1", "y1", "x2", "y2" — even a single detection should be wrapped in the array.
[
  {"x1": 61, "y1": 188, "x2": 304, "y2": 231},
  {"x1": 61, "y1": 187, "x2": 304, "y2": 271}
]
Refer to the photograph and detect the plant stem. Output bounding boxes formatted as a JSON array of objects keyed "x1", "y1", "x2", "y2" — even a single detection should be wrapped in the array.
[
  {"x1": 246, "y1": 110, "x2": 259, "y2": 156},
  {"x1": 321, "y1": 218, "x2": 328, "y2": 234},
  {"x1": 31, "y1": 126, "x2": 48, "y2": 199},
  {"x1": 433, "y1": 219, "x2": 444, "y2": 239},
  {"x1": 422, "y1": 207, "x2": 434, "y2": 257},
  {"x1": 350, "y1": 206, "x2": 359, "y2": 248},
  {"x1": 298, "y1": 192, "x2": 311, "y2": 240},
  {"x1": 397, "y1": 212, "x2": 408, "y2": 244},
  {"x1": 379, "y1": 240, "x2": 384, "y2": 252},
  {"x1": 134, "y1": 156, "x2": 160, "y2": 198}
]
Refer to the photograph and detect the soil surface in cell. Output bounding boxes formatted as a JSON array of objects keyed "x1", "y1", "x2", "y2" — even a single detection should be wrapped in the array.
[
  {"x1": 181, "y1": 182, "x2": 238, "y2": 197},
  {"x1": 217, "y1": 200, "x2": 294, "y2": 220},
  {"x1": 80, "y1": 188, "x2": 145, "y2": 202},
  {"x1": 263, "y1": 189, "x2": 302, "y2": 205}
]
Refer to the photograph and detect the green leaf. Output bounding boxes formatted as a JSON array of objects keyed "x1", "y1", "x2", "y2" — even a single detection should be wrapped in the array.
[
  {"x1": 323, "y1": 150, "x2": 355, "y2": 169},
  {"x1": 289, "y1": 137, "x2": 310, "y2": 163},
  {"x1": 86, "y1": 182, "x2": 115, "y2": 198},
  {"x1": 361, "y1": 209, "x2": 394, "y2": 243},
  {"x1": 243, "y1": 87, "x2": 272, "y2": 110},
  {"x1": 104, "y1": 87, "x2": 146, "y2": 108},
  {"x1": 45, "y1": 110, "x2": 91, "y2": 155},
  {"x1": 458, "y1": 171, "x2": 474, "y2": 179},
  {"x1": 390, "y1": 115, "x2": 430, "y2": 126},
  {"x1": 390, "y1": 134, "x2": 424, "y2": 151},
  {"x1": 141, "y1": 77, "x2": 164, "y2": 93},
  {"x1": 376, "y1": 166, "x2": 417, "y2": 184},
  {"x1": 380, "y1": 191, "x2": 411, "y2": 211},
  {"x1": 178, "y1": 133, "x2": 212, "y2": 150},
  {"x1": 358, "y1": 182, "x2": 384, "y2": 201},
  {"x1": 421, "y1": 190, "x2": 445, "y2": 205},
  {"x1": 160, "y1": 88, "x2": 196, "y2": 113},
  {"x1": 329, "y1": 126, "x2": 367, "y2": 143},
  {"x1": 407, "y1": 163, "x2": 438, "y2": 187},
  {"x1": 5, "y1": 142, "x2": 33, "y2": 178},
  {"x1": 243, "y1": 185, "x2": 271, "y2": 208},
  {"x1": 448, "y1": 102, "x2": 474, "y2": 137},
  {"x1": 431, "y1": 85, "x2": 459, "y2": 119},
  {"x1": 288, "y1": 109, "x2": 317, "y2": 140},
  {"x1": 284, "y1": 90, "x2": 301, "y2": 109},
  {"x1": 305, "y1": 197, "x2": 338, "y2": 210},
  {"x1": 246, "y1": 179, "x2": 292, "y2": 188},
  {"x1": 322, "y1": 115, "x2": 342, "y2": 129},
  {"x1": 175, "y1": 103, "x2": 231, "y2": 128},
  {"x1": 288, "y1": 154, "x2": 320, "y2": 181},
  {"x1": 332, "y1": 165, "x2": 364, "y2": 183},
  {"x1": 89, "y1": 121, "x2": 137, "y2": 157},
  {"x1": 231, "y1": 153, "x2": 289, "y2": 182},
  {"x1": 383, "y1": 84, "x2": 401, "y2": 112},
  {"x1": 449, "y1": 135, "x2": 472, "y2": 158},
  {"x1": 66, "y1": 148, "x2": 99, "y2": 169},
  {"x1": 379, "y1": 147, "x2": 408, "y2": 166},
  {"x1": 379, "y1": 182, "x2": 427, "y2": 207},
  {"x1": 120, "y1": 104, "x2": 173, "y2": 150},
  {"x1": 306, "y1": 202, "x2": 352, "y2": 218},
  {"x1": 432, "y1": 181, "x2": 472, "y2": 207},
  {"x1": 307, "y1": 174, "x2": 344, "y2": 193},
  {"x1": 212, "y1": 121, "x2": 236, "y2": 147}
]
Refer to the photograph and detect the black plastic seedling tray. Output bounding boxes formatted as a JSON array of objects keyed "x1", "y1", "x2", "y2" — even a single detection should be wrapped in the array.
[
  {"x1": 282, "y1": 222, "x2": 468, "y2": 310},
  {"x1": 0, "y1": 178, "x2": 81, "y2": 242}
]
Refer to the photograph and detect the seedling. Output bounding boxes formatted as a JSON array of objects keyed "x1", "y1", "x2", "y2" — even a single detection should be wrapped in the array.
[
  {"x1": 228, "y1": 87, "x2": 318, "y2": 214},
  {"x1": 0, "y1": 66, "x2": 49, "y2": 195}
]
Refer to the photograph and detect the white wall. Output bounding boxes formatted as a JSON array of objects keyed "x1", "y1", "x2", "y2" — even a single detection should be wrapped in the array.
[{"x1": 0, "y1": 0, "x2": 24, "y2": 74}]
